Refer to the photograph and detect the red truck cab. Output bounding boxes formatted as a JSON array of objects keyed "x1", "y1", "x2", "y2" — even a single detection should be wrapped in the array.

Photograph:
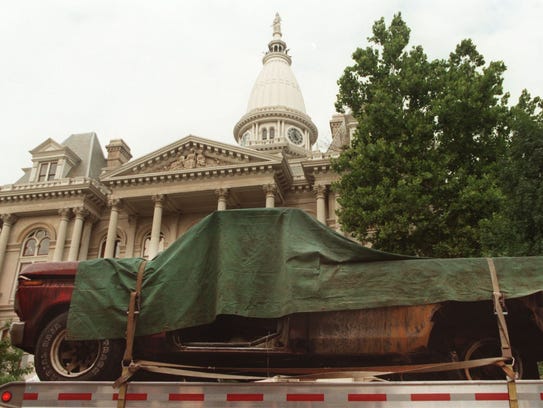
[{"x1": 11, "y1": 262, "x2": 78, "y2": 354}]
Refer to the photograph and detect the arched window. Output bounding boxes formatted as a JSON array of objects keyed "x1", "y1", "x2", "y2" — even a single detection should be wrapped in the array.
[
  {"x1": 269, "y1": 127, "x2": 275, "y2": 139},
  {"x1": 98, "y1": 235, "x2": 121, "y2": 258},
  {"x1": 21, "y1": 229, "x2": 50, "y2": 257},
  {"x1": 142, "y1": 232, "x2": 165, "y2": 259},
  {"x1": 18, "y1": 228, "x2": 51, "y2": 277},
  {"x1": 262, "y1": 128, "x2": 268, "y2": 140},
  {"x1": 241, "y1": 131, "x2": 250, "y2": 147}
]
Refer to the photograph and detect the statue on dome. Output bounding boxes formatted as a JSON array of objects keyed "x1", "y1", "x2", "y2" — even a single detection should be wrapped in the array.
[{"x1": 272, "y1": 13, "x2": 281, "y2": 36}]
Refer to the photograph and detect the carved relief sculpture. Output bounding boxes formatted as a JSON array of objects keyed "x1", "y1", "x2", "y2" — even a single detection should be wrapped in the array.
[
  {"x1": 164, "y1": 148, "x2": 224, "y2": 172},
  {"x1": 185, "y1": 149, "x2": 197, "y2": 169}
]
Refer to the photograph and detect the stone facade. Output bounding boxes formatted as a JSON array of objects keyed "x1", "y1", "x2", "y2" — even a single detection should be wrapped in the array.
[{"x1": 0, "y1": 15, "x2": 353, "y2": 326}]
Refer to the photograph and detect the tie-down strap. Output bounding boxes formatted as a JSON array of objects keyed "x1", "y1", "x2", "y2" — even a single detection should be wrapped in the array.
[
  {"x1": 115, "y1": 259, "x2": 147, "y2": 408},
  {"x1": 487, "y1": 257, "x2": 518, "y2": 408}
]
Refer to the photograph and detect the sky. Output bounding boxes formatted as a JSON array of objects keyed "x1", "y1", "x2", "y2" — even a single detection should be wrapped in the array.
[{"x1": 1, "y1": 0, "x2": 542, "y2": 186}]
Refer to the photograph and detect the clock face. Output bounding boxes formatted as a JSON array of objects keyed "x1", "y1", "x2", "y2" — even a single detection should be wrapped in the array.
[{"x1": 287, "y1": 128, "x2": 303, "y2": 145}]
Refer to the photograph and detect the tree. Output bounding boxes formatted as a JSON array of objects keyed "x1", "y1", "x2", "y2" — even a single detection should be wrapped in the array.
[
  {"x1": 333, "y1": 13, "x2": 509, "y2": 257},
  {"x1": 481, "y1": 91, "x2": 543, "y2": 256},
  {"x1": 0, "y1": 323, "x2": 33, "y2": 384}
]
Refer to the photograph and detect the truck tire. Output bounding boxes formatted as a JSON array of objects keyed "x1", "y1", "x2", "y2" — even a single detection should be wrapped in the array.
[
  {"x1": 462, "y1": 337, "x2": 524, "y2": 380},
  {"x1": 35, "y1": 312, "x2": 124, "y2": 381}
]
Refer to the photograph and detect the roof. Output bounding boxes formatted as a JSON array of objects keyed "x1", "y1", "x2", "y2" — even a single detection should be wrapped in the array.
[
  {"x1": 245, "y1": 14, "x2": 307, "y2": 115},
  {"x1": 12, "y1": 133, "x2": 105, "y2": 184},
  {"x1": 62, "y1": 132, "x2": 106, "y2": 178},
  {"x1": 246, "y1": 56, "x2": 307, "y2": 114}
]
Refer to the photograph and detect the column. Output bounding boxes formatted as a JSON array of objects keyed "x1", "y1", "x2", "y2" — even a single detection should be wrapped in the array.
[
  {"x1": 215, "y1": 188, "x2": 229, "y2": 211},
  {"x1": 148, "y1": 195, "x2": 164, "y2": 259},
  {"x1": 53, "y1": 208, "x2": 71, "y2": 261},
  {"x1": 171, "y1": 213, "x2": 180, "y2": 241},
  {"x1": 0, "y1": 214, "x2": 17, "y2": 275},
  {"x1": 125, "y1": 215, "x2": 138, "y2": 258},
  {"x1": 332, "y1": 191, "x2": 343, "y2": 234},
  {"x1": 67, "y1": 207, "x2": 88, "y2": 261},
  {"x1": 263, "y1": 184, "x2": 277, "y2": 208},
  {"x1": 104, "y1": 199, "x2": 121, "y2": 258},
  {"x1": 78, "y1": 215, "x2": 96, "y2": 261},
  {"x1": 313, "y1": 184, "x2": 328, "y2": 224}
]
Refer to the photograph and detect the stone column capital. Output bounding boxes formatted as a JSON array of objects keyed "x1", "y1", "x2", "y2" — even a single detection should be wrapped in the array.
[
  {"x1": 108, "y1": 198, "x2": 122, "y2": 209},
  {"x1": 1, "y1": 213, "x2": 18, "y2": 227},
  {"x1": 215, "y1": 188, "x2": 229, "y2": 199},
  {"x1": 86, "y1": 213, "x2": 100, "y2": 224},
  {"x1": 313, "y1": 184, "x2": 328, "y2": 199},
  {"x1": 73, "y1": 207, "x2": 90, "y2": 219},
  {"x1": 58, "y1": 208, "x2": 72, "y2": 219},
  {"x1": 263, "y1": 183, "x2": 277, "y2": 196},
  {"x1": 152, "y1": 194, "x2": 165, "y2": 205}
]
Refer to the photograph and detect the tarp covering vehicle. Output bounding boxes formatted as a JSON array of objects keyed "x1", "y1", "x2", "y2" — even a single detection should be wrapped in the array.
[{"x1": 67, "y1": 208, "x2": 543, "y2": 341}]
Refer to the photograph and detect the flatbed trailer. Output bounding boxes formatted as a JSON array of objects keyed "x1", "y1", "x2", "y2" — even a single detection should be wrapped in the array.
[{"x1": 2, "y1": 380, "x2": 543, "y2": 407}]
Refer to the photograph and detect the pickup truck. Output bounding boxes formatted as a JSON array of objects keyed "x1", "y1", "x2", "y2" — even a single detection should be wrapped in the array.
[{"x1": 9, "y1": 209, "x2": 543, "y2": 382}]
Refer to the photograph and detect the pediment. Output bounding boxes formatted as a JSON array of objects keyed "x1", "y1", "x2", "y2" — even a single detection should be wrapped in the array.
[
  {"x1": 102, "y1": 135, "x2": 283, "y2": 179},
  {"x1": 30, "y1": 138, "x2": 65, "y2": 155},
  {"x1": 29, "y1": 137, "x2": 80, "y2": 167}
]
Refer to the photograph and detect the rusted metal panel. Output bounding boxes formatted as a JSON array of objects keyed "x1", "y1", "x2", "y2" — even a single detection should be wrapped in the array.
[{"x1": 304, "y1": 304, "x2": 440, "y2": 355}]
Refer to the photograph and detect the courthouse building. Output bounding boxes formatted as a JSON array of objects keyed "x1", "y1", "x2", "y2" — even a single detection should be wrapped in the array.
[{"x1": 0, "y1": 15, "x2": 356, "y2": 324}]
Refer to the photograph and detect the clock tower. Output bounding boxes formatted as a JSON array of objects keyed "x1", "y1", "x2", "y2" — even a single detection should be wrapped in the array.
[{"x1": 233, "y1": 13, "x2": 318, "y2": 158}]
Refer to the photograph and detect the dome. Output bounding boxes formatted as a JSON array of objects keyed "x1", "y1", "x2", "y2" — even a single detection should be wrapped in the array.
[
  {"x1": 233, "y1": 13, "x2": 318, "y2": 154},
  {"x1": 246, "y1": 51, "x2": 307, "y2": 113}
]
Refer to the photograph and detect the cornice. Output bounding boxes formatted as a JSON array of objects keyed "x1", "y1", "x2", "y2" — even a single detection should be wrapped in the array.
[
  {"x1": 0, "y1": 177, "x2": 108, "y2": 206},
  {"x1": 245, "y1": 142, "x2": 309, "y2": 160},
  {"x1": 103, "y1": 162, "x2": 282, "y2": 188},
  {"x1": 234, "y1": 106, "x2": 318, "y2": 143},
  {"x1": 262, "y1": 52, "x2": 291, "y2": 65},
  {"x1": 301, "y1": 156, "x2": 336, "y2": 185},
  {"x1": 289, "y1": 183, "x2": 313, "y2": 194}
]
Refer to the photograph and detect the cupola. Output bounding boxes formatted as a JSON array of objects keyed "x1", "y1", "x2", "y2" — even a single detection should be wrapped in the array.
[{"x1": 233, "y1": 13, "x2": 318, "y2": 158}]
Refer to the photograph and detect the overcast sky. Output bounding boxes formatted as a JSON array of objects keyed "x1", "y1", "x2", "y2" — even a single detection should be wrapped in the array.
[{"x1": 1, "y1": 0, "x2": 542, "y2": 186}]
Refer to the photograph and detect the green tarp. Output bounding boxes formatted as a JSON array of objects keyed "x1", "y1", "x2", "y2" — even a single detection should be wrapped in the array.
[{"x1": 67, "y1": 208, "x2": 543, "y2": 340}]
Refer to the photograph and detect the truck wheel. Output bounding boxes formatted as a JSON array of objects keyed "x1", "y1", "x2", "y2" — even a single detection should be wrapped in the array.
[
  {"x1": 462, "y1": 337, "x2": 524, "y2": 380},
  {"x1": 35, "y1": 312, "x2": 124, "y2": 381}
]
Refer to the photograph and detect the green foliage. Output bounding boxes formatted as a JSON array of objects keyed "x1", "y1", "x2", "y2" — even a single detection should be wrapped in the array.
[
  {"x1": 0, "y1": 323, "x2": 33, "y2": 384},
  {"x1": 333, "y1": 13, "x2": 511, "y2": 257},
  {"x1": 482, "y1": 91, "x2": 543, "y2": 256}
]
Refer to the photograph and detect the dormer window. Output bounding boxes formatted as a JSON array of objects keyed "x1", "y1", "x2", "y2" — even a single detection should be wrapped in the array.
[
  {"x1": 29, "y1": 137, "x2": 81, "y2": 184},
  {"x1": 37, "y1": 161, "x2": 57, "y2": 181}
]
